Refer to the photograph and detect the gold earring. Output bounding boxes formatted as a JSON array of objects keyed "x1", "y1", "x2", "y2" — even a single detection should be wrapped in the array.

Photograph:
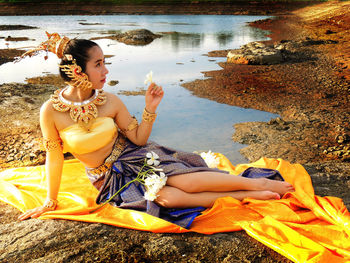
[{"x1": 59, "y1": 59, "x2": 92, "y2": 90}]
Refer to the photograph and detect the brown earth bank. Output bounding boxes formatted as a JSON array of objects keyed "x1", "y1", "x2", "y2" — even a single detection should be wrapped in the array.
[
  {"x1": 1, "y1": 2, "x2": 350, "y2": 263},
  {"x1": 0, "y1": 1, "x2": 321, "y2": 16}
]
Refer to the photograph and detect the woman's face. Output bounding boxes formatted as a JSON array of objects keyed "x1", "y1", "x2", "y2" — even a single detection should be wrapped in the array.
[{"x1": 85, "y1": 45, "x2": 109, "y2": 89}]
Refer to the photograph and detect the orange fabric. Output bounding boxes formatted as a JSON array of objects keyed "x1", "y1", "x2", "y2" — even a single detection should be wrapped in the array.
[{"x1": 0, "y1": 157, "x2": 349, "y2": 262}]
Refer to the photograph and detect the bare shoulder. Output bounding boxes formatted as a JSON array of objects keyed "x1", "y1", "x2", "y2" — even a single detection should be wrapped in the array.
[
  {"x1": 40, "y1": 99, "x2": 55, "y2": 116},
  {"x1": 104, "y1": 91, "x2": 126, "y2": 108}
]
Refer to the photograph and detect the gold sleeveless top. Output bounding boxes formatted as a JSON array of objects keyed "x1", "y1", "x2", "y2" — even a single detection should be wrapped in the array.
[{"x1": 59, "y1": 117, "x2": 117, "y2": 155}]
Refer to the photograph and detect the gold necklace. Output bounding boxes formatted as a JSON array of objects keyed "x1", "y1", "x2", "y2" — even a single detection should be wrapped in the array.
[{"x1": 51, "y1": 87, "x2": 107, "y2": 131}]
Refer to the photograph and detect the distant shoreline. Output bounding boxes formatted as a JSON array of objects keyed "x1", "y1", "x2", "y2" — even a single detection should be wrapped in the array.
[{"x1": 0, "y1": 2, "x2": 320, "y2": 16}]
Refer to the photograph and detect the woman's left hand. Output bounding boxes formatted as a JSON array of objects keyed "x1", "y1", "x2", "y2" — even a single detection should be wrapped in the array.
[{"x1": 145, "y1": 82, "x2": 164, "y2": 113}]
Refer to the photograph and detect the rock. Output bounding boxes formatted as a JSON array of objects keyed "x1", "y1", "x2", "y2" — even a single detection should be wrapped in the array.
[
  {"x1": 6, "y1": 155, "x2": 14, "y2": 162},
  {"x1": 5, "y1": 36, "x2": 31, "y2": 42},
  {"x1": 336, "y1": 134, "x2": 350, "y2": 144},
  {"x1": 93, "y1": 29, "x2": 162, "y2": 46},
  {"x1": 22, "y1": 155, "x2": 32, "y2": 163},
  {"x1": 0, "y1": 207, "x2": 290, "y2": 263},
  {"x1": 274, "y1": 40, "x2": 301, "y2": 52},
  {"x1": 0, "y1": 25, "x2": 37, "y2": 30},
  {"x1": 324, "y1": 144, "x2": 350, "y2": 161},
  {"x1": 227, "y1": 42, "x2": 283, "y2": 65},
  {"x1": 325, "y1": 29, "x2": 336, "y2": 34},
  {"x1": 0, "y1": 48, "x2": 26, "y2": 66},
  {"x1": 108, "y1": 80, "x2": 119, "y2": 86},
  {"x1": 79, "y1": 22, "x2": 103, "y2": 26},
  {"x1": 0, "y1": 82, "x2": 56, "y2": 168}
]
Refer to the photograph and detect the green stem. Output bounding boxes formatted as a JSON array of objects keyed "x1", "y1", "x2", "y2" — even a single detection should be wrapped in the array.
[
  {"x1": 89, "y1": 178, "x2": 139, "y2": 213},
  {"x1": 89, "y1": 159, "x2": 154, "y2": 214}
]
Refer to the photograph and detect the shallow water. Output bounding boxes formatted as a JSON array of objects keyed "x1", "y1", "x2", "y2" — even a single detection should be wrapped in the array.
[{"x1": 0, "y1": 15, "x2": 277, "y2": 164}]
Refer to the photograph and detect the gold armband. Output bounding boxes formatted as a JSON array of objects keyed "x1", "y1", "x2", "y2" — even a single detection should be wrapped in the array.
[
  {"x1": 43, "y1": 198, "x2": 58, "y2": 210},
  {"x1": 125, "y1": 116, "x2": 139, "y2": 132},
  {"x1": 142, "y1": 108, "x2": 157, "y2": 123},
  {"x1": 42, "y1": 138, "x2": 63, "y2": 152}
]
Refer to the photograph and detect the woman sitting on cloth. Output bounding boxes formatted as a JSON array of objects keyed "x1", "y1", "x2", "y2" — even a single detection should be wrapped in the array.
[{"x1": 17, "y1": 32, "x2": 294, "y2": 228}]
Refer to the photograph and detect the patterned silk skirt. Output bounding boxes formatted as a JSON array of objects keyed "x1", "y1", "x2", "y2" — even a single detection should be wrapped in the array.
[
  {"x1": 85, "y1": 135, "x2": 284, "y2": 228},
  {"x1": 85, "y1": 135, "x2": 228, "y2": 228}
]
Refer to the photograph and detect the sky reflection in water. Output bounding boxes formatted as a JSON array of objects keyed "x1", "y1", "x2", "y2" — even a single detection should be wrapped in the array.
[{"x1": 0, "y1": 15, "x2": 277, "y2": 164}]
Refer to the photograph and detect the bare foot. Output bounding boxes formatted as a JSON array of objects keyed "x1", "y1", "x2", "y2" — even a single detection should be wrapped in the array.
[
  {"x1": 247, "y1": 190, "x2": 281, "y2": 200},
  {"x1": 257, "y1": 178, "x2": 295, "y2": 196}
]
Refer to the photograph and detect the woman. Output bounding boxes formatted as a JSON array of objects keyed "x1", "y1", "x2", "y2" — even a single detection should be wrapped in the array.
[{"x1": 18, "y1": 33, "x2": 294, "y2": 227}]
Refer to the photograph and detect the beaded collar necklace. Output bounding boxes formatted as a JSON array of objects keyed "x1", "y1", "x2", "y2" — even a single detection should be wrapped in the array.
[{"x1": 51, "y1": 87, "x2": 107, "y2": 131}]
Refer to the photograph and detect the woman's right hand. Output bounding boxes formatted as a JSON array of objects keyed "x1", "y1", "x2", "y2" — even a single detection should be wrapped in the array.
[{"x1": 18, "y1": 206, "x2": 52, "y2": 221}]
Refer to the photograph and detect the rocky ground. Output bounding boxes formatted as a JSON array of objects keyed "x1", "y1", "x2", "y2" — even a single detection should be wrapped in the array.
[{"x1": 0, "y1": 1, "x2": 349, "y2": 262}]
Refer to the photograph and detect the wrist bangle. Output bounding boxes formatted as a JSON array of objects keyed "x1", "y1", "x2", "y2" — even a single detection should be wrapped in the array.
[
  {"x1": 43, "y1": 198, "x2": 58, "y2": 210},
  {"x1": 142, "y1": 108, "x2": 157, "y2": 123}
]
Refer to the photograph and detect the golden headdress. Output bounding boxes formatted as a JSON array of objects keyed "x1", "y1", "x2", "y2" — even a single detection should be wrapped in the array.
[{"x1": 18, "y1": 31, "x2": 70, "y2": 61}]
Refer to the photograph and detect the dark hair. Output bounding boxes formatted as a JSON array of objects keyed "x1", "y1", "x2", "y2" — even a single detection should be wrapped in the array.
[{"x1": 59, "y1": 39, "x2": 98, "y2": 81}]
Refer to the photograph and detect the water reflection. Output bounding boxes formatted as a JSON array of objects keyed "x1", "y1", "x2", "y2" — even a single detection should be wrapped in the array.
[
  {"x1": 0, "y1": 15, "x2": 276, "y2": 164},
  {"x1": 216, "y1": 32, "x2": 234, "y2": 47},
  {"x1": 162, "y1": 32, "x2": 204, "y2": 51}
]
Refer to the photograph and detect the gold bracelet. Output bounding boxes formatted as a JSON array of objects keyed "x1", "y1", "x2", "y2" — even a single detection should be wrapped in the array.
[
  {"x1": 42, "y1": 138, "x2": 63, "y2": 152},
  {"x1": 142, "y1": 108, "x2": 157, "y2": 123},
  {"x1": 43, "y1": 198, "x2": 58, "y2": 210}
]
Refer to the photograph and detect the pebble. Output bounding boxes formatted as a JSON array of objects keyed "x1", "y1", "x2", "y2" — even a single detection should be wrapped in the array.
[
  {"x1": 6, "y1": 155, "x2": 14, "y2": 162},
  {"x1": 22, "y1": 155, "x2": 31, "y2": 163}
]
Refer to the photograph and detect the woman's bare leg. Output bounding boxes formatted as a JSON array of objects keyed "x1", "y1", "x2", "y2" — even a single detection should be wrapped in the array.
[
  {"x1": 156, "y1": 186, "x2": 280, "y2": 208},
  {"x1": 166, "y1": 171, "x2": 294, "y2": 197}
]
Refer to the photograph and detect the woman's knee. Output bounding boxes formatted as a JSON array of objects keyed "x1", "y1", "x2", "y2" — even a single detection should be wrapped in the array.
[{"x1": 155, "y1": 186, "x2": 185, "y2": 208}]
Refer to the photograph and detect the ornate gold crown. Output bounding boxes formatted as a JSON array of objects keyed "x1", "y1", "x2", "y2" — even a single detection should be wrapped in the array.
[{"x1": 18, "y1": 32, "x2": 70, "y2": 61}]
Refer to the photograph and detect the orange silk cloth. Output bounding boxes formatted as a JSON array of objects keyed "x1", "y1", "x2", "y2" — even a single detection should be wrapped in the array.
[{"x1": 0, "y1": 156, "x2": 349, "y2": 263}]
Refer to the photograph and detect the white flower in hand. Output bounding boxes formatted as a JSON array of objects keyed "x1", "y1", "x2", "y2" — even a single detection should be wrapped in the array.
[
  {"x1": 144, "y1": 71, "x2": 153, "y2": 85},
  {"x1": 200, "y1": 150, "x2": 220, "y2": 168},
  {"x1": 146, "y1": 151, "x2": 160, "y2": 166}
]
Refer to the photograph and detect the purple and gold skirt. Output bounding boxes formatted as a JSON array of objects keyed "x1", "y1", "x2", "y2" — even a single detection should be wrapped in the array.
[
  {"x1": 85, "y1": 135, "x2": 284, "y2": 228},
  {"x1": 85, "y1": 134, "x2": 227, "y2": 228}
]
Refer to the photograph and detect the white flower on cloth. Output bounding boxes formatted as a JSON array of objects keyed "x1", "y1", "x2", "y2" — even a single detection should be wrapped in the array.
[
  {"x1": 144, "y1": 173, "x2": 160, "y2": 186},
  {"x1": 144, "y1": 172, "x2": 167, "y2": 201},
  {"x1": 144, "y1": 191, "x2": 158, "y2": 202},
  {"x1": 144, "y1": 71, "x2": 153, "y2": 85},
  {"x1": 200, "y1": 150, "x2": 220, "y2": 168},
  {"x1": 146, "y1": 151, "x2": 160, "y2": 166}
]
